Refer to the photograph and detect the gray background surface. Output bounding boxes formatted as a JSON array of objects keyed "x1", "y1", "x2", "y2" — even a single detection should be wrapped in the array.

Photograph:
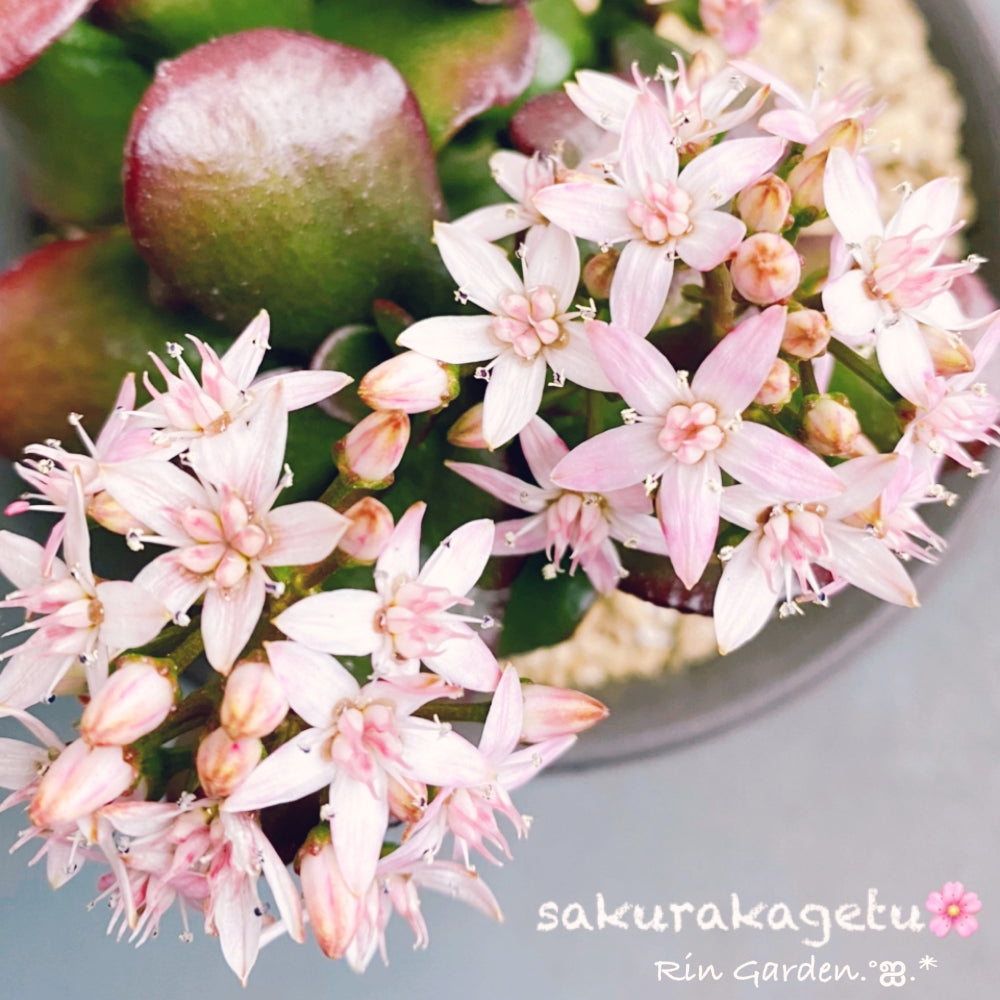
[{"x1": 2, "y1": 2, "x2": 1000, "y2": 997}]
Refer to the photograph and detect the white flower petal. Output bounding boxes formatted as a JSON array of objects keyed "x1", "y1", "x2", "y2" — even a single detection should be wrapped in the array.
[
  {"x1": 265, "y1": 640, "x2": 359, "y2": 727},
  {"x1": 713, "y1": 537, "x2": 778, "y2": 654},
  {"x1": 222, "y1": 735, "x2": 334, "y2": 813},
  {"x1": 261, "y1": 503, "x2": 349, "y2": 568},
  {"x1": 272, "y1": 590, "x2": 382, "y2": 656},
  {"x1": 202, "y1": 569, "x2": 267, "y2": 674},
  {"x1": 481, "y1": 351, "x2": 547, "y2": 449},
  {"x1": 397, "y1": 314, "x2": 499, "y2": 365},
  {"x1": 432, "y1": 221, "x2": 522, "y2": 313}
]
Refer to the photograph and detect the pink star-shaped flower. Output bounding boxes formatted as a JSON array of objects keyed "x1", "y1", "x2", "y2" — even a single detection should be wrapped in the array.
[
  {"x1": 534, "y1": 85, "x2": 783, "y2": 336},
  {"x1": 551, "y1": 306, "x2": 842, "y2": 589}
]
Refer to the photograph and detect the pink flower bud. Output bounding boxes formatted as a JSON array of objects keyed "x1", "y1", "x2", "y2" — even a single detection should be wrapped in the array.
[
  {"x1": 737, "y1": 174, "x2": 792, "y2": 234},
  {"x1": 731, "y1": 233, "x2": 802, "y2": 305},
  {"x1": 358, "y1": 351, "x2": 460, "y2": 414},
  {"x1": 699, "y1": 0, "x2": 763, "y2": 56},
  {"x1": 80, "y1": 656, "x2": 177, "y2": 747},
  {"x1": 755, "y1": 358, "x2": 799, "y2": 409},
  {"x1": 29, "y1": 740, "x2": 137, "y2": 828},
  {"x1": 387, "y1": 773, "x2": 428, "y2": 824},
  {"x1": 220, "y1": 659, "x2": 289, "y2": 740},
  {"x1": 335, "y1": 410, "x2": 410, "y2": 487},
  {"x1": 520, "y1": 684, "x2": 609, "y2": 743},
  {"x1": 582, "y1": 248, "x2": 619, "y2": 300},
  {"x1": 803, "y1": 117, "x2": 866, "y2": 160},
  {"x1": 88, "y1": 491, "x2": 147, "y2": 535},
  {"x1": 782, "y1": 309, "x2": 830, "y2": 359},
  {"x1": 802, "y1": 394, "x2": 864, "y2": 457},
  {"x1": 299, "y1": 829, "x2": 361, "y2": 959},
  {"x1": 337, "y1": 497, "x2": 395, "y2": 565},
  {"x1": 923, "y1": 326, "x2": 975, "y2": 376},
  {"x1": 196, "y1": 728, "x2": 262, "y2": 799},
  {"x1": 787, "y1": 153, "x2": 828, "y2": 215},
  {"x1": 446, "y1": 403, "x2": 488, "y2": 449}
]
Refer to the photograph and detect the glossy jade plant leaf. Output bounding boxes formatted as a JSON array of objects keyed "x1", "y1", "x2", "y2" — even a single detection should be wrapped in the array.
[
  {"x1": 509, "y1": 90, "x2": 604, "y2": 164},
  {"x1": 123, "y1": 29, "x2": 452, "y2": 356},
  {"x1": 94, "y1": 0, "x2": 313, "y2": 59},
  {"x1": 0, "y1": 230, "x2": 225, "y2": 459},
  {"x1": 0, "y1": 20, "x2": 150, "y2": 224},
  {"x1": 0, "y1": 0, "x2": 94, "y2": 83},
  {"x1": 313, "y1": 0, "x2": 538, "y2": 148},
  {"x1": 497, "y1": 553, "x2": 597, "y2": 657}
]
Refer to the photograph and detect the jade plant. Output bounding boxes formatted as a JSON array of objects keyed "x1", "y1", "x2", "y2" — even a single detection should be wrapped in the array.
[{"x1": 0, "y1": 0, "x2": 998, "y2": 982}]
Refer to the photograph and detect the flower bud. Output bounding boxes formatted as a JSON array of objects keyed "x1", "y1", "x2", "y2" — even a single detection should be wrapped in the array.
[
  {"x1": 803, "y1": 117, "x2": 866, "y2": 160},
  {"x1": 731, "y1": 233, "x2": 801, "y2": 305},
  {"x1": 787, "y1": 152, "x2": 828, "y2": 215},
  {"x1": 520, "y1": 684, "x2": 609, "y2": 743},
  {"x1": 80, "y1": 656, "x2": 177, "y2": 747},
  {"x1": 737, "y1": 174, "x2": 792, "y2": 234},
  {"x1": 782, "y1": 309, "x2": 830, "y2": 359},
  {"x1": 358, "y1": 352, "x2": 459, "y2": 414},
  {"x1": 582, "y1": 248, "x2": 619, "y2": 300},
  {"x1": 802, "y1": 394, "x2": 865, "y2": 457},
  {"x1": 299, "y1": 827, "x2": 361, "y2": 960},
  {"x1": 196, "y1": 728, "x2": 262, "y2": 799},
  {"x1": 922, "y1": 326, "x2": 975, "y2": 376},
  {"x1": 335, "y1": 410, "x2": 410, "y2": 488},
  {"x1": 336, "y1": 497, "x2": 395, "y2": 565},
  {"x1": 755, "y1": 358, "x2": 799, "y2": 409},
  {"x1": 29, "y1": 740, "x2": 137, "y2": 828},
  {"x1": 220, "y1": 659, "x2": 289, "y2": 740},
  {"x1": 88, "y1": 491, "x2": 147, "y2": 536},
  {"x1": 699, "y1": 0, "x2": 763, "y2": 56},
  {"x1": 387, "y1": 773, "x2": 428, "y2": 824},
  {"x1": 447, "y1": 403, "x2": 489, "y2": 449}
]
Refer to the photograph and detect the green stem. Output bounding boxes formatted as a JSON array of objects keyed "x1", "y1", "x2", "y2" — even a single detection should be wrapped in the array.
[
  {"x1": 317, "y1": 473, "x2": 362, "y2": 511},
  {"x1": 413, "y1": 699, "x2": 491, "y2": 725},
  {"x1": 798, "y1": 359, "x2": 820, "y2": 398},
  {"x1": 827, "y1": 339, "x2": 900, "y2": 401},
  {"x1": 170, "y1": 622, "x2": 206, "y2": 676},
  {"x1": 136, "y1": 682, "x2": 221, "y2": 749},
  {"x1": 703, "y1": 264, "x2": 736, "y2": 340}
]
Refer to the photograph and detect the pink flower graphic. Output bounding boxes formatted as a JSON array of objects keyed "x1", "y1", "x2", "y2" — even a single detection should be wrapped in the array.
[{"x1": 926, "y1": 882, "x2": 981, "y2": 938}]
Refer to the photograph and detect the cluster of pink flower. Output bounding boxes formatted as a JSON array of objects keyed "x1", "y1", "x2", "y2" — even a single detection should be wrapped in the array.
[
  {"x1": 0, "y1": 314, "x2": 607, "y2": 983},
  {"x1": 2, "y1": 43, "x2": 1000, "y2": 985},
  {"x1": 369, "y1": 54, "x2": 1000, "y2": 653}
]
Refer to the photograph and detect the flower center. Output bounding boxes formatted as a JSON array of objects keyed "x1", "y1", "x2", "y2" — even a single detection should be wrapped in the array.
[
  {"x1": 754, "y1": 503, "x2": 831, "y2": 604},
  {"x1": 657, "y1": 402, "x2": 724, "y2": 463},
  {"x1": 627, "y1": 181, "x2": 694, "y2": 244},
  {"x1": 176, "y1": 491, "x2": 269, "y2": 590},
  {"x1": 947, "y1": 903, "x2": 962, "y2": 918},
  {"x1": 544, "y1": 492, "x2": 610, "y2": 573},
  {"x1": 327, "y1": 700, "x2": 404, "y2": 788},
  {"x1": 492, "y1": 287, "x2": 565, "y2": 360},
  {"x1": 377, "y1": 579, "x2": 470, "y2": 660}
]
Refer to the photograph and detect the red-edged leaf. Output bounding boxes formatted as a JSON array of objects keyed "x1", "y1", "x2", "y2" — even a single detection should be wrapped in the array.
[
  {"x1": 313, "y1": 0, "x2": 538, "y2": 148},
  {"x1": 0, "y1": 231, "x2": 224, "y2": 458},
  {"x1": 0, "y1": 0, "x2": 94, "y2": 83},
  {"x1": 0, "y1": 20, "x2": 150, "y2": 224},
  {"x1": 123, "y1": 28, "x2": 451, "y2": 355}
]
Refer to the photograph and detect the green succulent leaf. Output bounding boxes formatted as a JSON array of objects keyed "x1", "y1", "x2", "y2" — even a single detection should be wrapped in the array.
[
  {"x1": 497, "y1": 553, "x2": 597, "y2": 657},
  {"x1": 94, "y1": 0, "x2": 313, "y2": 60},
  {"x1": 0, "y1": 20, "x2": 150, "y2": 224},
  {"x1": 313, "y1": 0, "x2": 538, "y2": 148},
  {"x1": 123, "y1": 29, "x2": 453, "y2": 356},
  {"x1": 0, "y1": 230, "x2": 226, "y2": 458}
]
